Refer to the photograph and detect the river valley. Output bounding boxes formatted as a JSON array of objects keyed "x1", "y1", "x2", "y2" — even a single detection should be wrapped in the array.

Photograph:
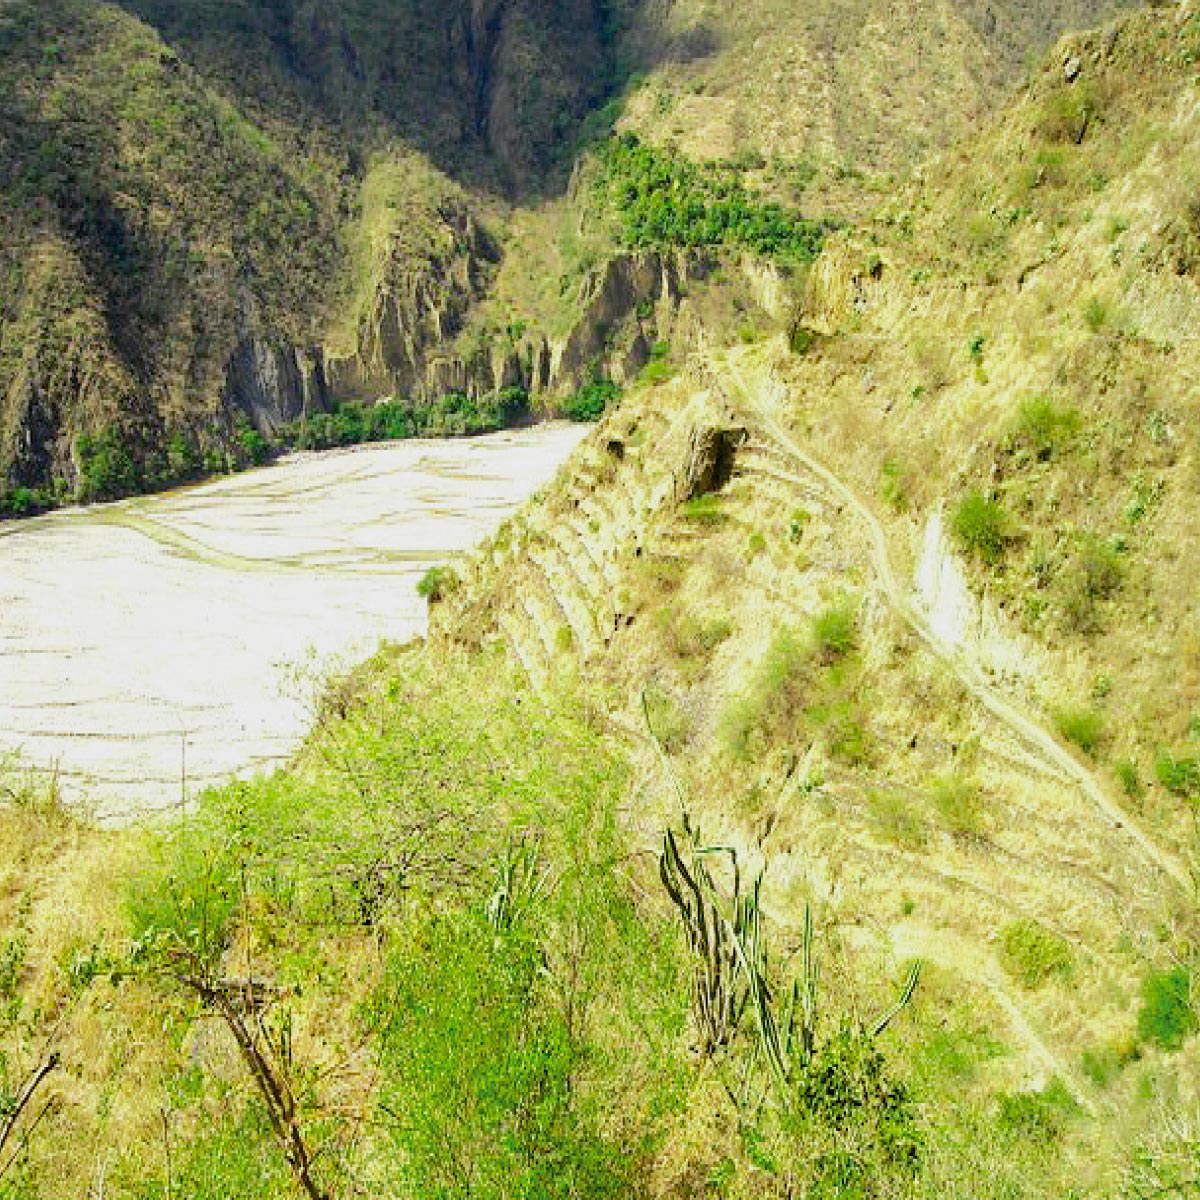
[{"x1": 0, "y1": 424, "x2": 586, "y2": 819}]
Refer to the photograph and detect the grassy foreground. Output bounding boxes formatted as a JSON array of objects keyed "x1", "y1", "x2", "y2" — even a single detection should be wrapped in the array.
[{"x1": 0, "y1": 636, "x2": 1194, "y2": 1198}]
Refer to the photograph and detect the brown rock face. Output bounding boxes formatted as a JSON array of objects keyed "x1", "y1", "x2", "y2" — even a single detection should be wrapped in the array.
[{"x1": 677, "y1": 424, "x2": 748, "y2": 502}]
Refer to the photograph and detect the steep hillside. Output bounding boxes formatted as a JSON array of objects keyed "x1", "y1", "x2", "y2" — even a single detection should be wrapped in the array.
[
  {"x1": 613, "y1": 0, "x2": 1140, "y2": 217},
  {"x1": 425, "y1": 0, "x2": 1200, "y2": 1189}
]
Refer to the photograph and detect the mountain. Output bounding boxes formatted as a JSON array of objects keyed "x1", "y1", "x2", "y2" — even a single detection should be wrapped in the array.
[
  {"x1": 0, "y1": 0, "x2": 1141, "y2": 509},
  {"x1": 5, "y1": 3, "x2": 1200, "y2": 1198}
]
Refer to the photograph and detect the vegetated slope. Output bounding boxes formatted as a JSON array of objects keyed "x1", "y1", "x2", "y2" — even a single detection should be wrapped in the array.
[
  {"x1": 613, "y1": 0, "x2": 1140, "y2": 216},
  {"x1": 3, "y1": 9, "x2": 1200, "y2": 1196},
  {"x1": 0, "y1": 0, "x2": 619, "y2": 508},
  {"x1": 424, "y1": 1, "x2": 1200, "y2": 1189}
]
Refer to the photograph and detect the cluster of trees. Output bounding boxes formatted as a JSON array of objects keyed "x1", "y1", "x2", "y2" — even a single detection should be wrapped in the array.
[
  {"x1": 281, "y1": 387, "x2": 531, "y2": 452},
  {"x1": 597, "y1": 134, "x2": 832, "y2": 262},
  {"x1": 0, "y1": 379, "x2": 624, "y2": 520}
]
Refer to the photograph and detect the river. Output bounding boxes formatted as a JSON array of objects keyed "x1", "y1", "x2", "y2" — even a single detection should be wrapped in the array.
[{"x1": 0, "y1": 424, "x2": 586, "y2": 820}]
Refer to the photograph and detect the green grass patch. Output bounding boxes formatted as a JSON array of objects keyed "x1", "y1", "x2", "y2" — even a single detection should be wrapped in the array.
[
  {"x1": 931, "y1": 773, "x2": 982, "y2": 837},
  {"x1": 997, "y1": 920, "x2": 1073, "y2": 989},
  {"x1": 812, "y1": 599, "x2": 858, "y2": 663},
  {"x1": 681, "y1": 494, "x2": 729, "y2": 526},
  {"x1": 1054, "y1": 706, "x2": 1104, "y2": 756},
  {"x1": 1155, "y1": 750, "x2": 1200, "y2": 800},
  {"x1": 1012, "y1": 396, "x2": 1081, "y2": 460}
]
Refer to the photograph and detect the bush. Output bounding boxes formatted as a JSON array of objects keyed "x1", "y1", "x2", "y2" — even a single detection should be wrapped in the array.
[
  {"x1": 998, "y1": 920, "x2": 1073, "y2": 988},
  {"x1": 812, "y1": 599, "x2": 858, "y2": 662},
  {"x1": 1014, "y1": 396, "x2": 1080, "y2": 460},
  {"x1": 561, "y1": 380, "x2": 620, "y2": 422},
  {"x1": 417, "y1": 565, "x2": 457, "y2": 603},
  {"x1": 1058, "y1": 534, "x2": 1124, "y2": 633},
  {"x1": 1137, "y1": 967, "x2": 1197, "y2": 1051},
  {"x1": 995, "y1": 1081, "x2": 1076, "y2": 1145},
  {"x1": 1054, "y1": 706, "x2": 1104, "y2": 755},
  {"x1": 681, "y1": 494, "x2": 728, "y2": 525},
  {"x1": 950, "y1": 492, "x2": 1008, "y2": 564},
  {"x1": 777, "y1": 1026, "x2": 922, "y2": 1195},
  {"x1": 76, "y1": 428, "x2": 141, "y2": 501},
  {"x1": 370, "y1": 911, "x2": 633, "y2": 1200},
  {"x1": 932, "y1": 773, "x2": 982, "y2": 836},
  {"x1": 1155, "y1": 750, "x2": 1200, "y2": 800},
  {"x1": 1083, "y1": 295, "x2": 1110, "y2": 332},
  {"x1": 1114, "y1": 758, "x2": 1143, "y2": 798}
]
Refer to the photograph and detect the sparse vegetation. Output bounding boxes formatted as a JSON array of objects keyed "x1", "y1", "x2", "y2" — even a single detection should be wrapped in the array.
[
  {"x1": 719, "y1": 626, "x2": 809, "y2": 758},
  {"x1": 931, "y1": 773, "x2": 983, "y2": 837}
]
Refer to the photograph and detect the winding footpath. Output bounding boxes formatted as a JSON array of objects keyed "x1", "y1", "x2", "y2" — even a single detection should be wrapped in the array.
[{"x1": 721, "y1": 351, "x2": 1191, "y2": 895}]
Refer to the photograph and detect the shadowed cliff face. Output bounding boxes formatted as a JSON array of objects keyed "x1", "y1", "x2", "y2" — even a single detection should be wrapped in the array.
[{"x1": 115, "y1": 0, "x2": 622, "y2": 193}]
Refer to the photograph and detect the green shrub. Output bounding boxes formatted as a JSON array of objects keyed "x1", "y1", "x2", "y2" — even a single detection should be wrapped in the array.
[
  {"x1": 417, "y1": 565, "x2": 457, "y2": 603},
  {"x1": 998, "y1": 920, "x2": 1073, "y2": 989},
  {"x1": 681, "y1": 494, "x2": 728, "y2": 525},
  {"x1": 1014, "y1": 396, "x2": 1081, "y2": 459},
  {"x1": 931, "y1": 773, "x2": 982, "y2": 836},
  {"x1": 1083, "y1": 295, "x2": 1110, "y2": 332},
  {"x1": 778, "y1": 1026, "x2": 922, "y2": 1194},
  {"x1": 370, "y1": 911, "x2": 633, "y2": 1200},
  {"x1": 1114, "y1": 758, "x2": 1143, "y2": 798},
  {"x1": 1079, "y1": 1038, "x2": 1138, "y2": 1088},
  {"x1": 950, "y1": 491, "x2": 1008, "y2": 564},
  {"x1": 561, "y1": 380, "x2": 620, "y2": 422},
  {"x1": 869, "y1": 793, "x2": 927, "y2": 851},
  {"x1": 995, "y1": 1081, "x2": 1076, "y2": 1145},
  {"x1": 879, "y1": 460, "x2": 908, "y2": 512},
  {"x1": 1155, "y1": 750, "x2": 1200, "y2": 800},
  {"x1": 138, "y1": 1107, "x2": 292, "y2": 1200},
  {"x1": 1054, "y1": 706, "x2": 1104, "y2": 755},
  {"x1": 827, "y1": 708, "x2": 871, "y2": 766},
  {"x1": 812, "y1": 599, "x2": 858, "y2": 662},
  {"x1": 234, "y1": 420, "x2": 271, "y2": 468},
  {"x1": 1137, "y1": 967, "x2": 1197, "y2": 1051},
  {"x1": 1058, "y1": 534, "x2": 1124, "y2": 633},
  {"x1": 76, "y1": 428, "x2": 142, "y2": 501}
]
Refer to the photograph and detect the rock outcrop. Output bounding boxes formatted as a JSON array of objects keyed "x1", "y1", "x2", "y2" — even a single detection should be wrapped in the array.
[{"x1": 223, "y1": 339, "x2": 330, "y2": 437}]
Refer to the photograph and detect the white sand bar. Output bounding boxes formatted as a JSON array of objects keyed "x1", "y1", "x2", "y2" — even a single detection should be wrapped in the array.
[{"x1": 0, "y1": 423, "x2": 586, "y2": 819}]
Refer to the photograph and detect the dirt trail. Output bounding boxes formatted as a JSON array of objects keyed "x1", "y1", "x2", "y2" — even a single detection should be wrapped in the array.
[{"x1": 720, "y1": 351, "x2": 1191, "y2": 894}]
